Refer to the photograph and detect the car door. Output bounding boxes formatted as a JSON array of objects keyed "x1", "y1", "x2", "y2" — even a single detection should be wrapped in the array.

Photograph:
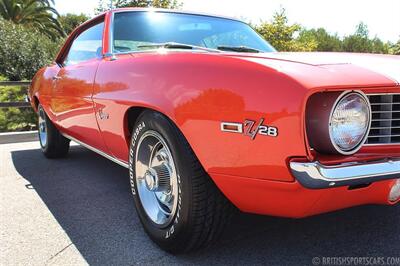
[{"x1": 51, "y1": 20, "x2": 108, "y2": 152}]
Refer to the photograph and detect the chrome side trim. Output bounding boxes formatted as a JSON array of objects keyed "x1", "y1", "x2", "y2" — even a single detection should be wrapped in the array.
[
  {"x1": 62, "y1": 133, "x2": 129, "y2": 169},
  {"x1": 290, "y1": 159, "x2": 400, "y2": 189}
]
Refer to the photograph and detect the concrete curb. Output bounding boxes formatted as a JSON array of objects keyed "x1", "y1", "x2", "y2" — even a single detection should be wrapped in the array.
[{"x1": 0, "y1": 131, "x2": 37, "y2": 144}]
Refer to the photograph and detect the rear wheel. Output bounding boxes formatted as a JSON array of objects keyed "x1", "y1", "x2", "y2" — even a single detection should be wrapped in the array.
[
  {"x1": 129, "y1": 110, "x2": 233, "y2": 254},
  {"x1": 38, "y1": 104, "x2": 70, "y2": 158}
]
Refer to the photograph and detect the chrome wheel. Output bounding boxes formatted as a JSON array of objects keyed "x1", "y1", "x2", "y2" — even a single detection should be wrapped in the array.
[
  {"x1": 135, "y1": 130, "x2": 178, "y2": 227},
  {"x1": 38, "y1": 107, "x2": 47, "y2": 147}
]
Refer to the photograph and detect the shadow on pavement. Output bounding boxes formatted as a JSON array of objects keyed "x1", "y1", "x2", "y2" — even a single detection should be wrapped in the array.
[{"x1": 11, "y1": 146, "x2": 400, "y2": 265}]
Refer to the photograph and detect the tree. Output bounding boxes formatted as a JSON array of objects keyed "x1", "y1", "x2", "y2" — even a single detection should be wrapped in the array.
[
  {"x1": 370, "y1": 37, "x2": 390, "y2": 54},
  {"x1": 392, "y1": 40, "x2": 400, "y2": 55},
  {"x1": 96, "y1": 0, "x2": 182, "y2": 13},
  {"x1": 342, "y1": 23, "x2": 372, "y2": 53},
  {"x1": 298, "y1": 28, "x2": 342, "y2": 52},
  {"x1": 254, "y1": 9, "x2": 317, "y2": 52},
  {"x1": 59, "y1": 13, "x2": 89, "y2": 35},
  {"x1": 150, "y1": 0, "x2": 181, "y2": 8},
  {"x1": 341, "y1": 23, "x2": 390, "y2": 54},
  {"x1": 0, "y1": 0, "x2": 65, "y2": 39}
]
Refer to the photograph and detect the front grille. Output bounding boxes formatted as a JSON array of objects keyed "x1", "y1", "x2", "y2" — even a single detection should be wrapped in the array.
[{"x1": 366, "y1": 93, "x2": 400, "y2": 145}]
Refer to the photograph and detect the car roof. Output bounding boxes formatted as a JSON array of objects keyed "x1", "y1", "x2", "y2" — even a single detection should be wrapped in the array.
[
  {"x1": 82, "y1": 8, "x2": 246, "y2": 33},
  {"x1": 106, "y1": 7, "x2": 244, "y2": 23}
]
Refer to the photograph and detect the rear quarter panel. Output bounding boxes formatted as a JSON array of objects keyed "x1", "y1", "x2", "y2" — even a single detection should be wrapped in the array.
[{"x1": 29, "y1": 64, "x2": 60, "y2": 120}]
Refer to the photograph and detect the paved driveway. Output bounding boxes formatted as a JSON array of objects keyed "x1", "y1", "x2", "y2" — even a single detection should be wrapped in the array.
[{"x1": 1, "y1": 142, "x2": 399, "y2": 265}]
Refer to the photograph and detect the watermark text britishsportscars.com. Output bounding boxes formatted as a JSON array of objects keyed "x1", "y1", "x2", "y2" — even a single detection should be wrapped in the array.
[{"x1": 312, "y1": 257, "x2": 400, "y2": 266}]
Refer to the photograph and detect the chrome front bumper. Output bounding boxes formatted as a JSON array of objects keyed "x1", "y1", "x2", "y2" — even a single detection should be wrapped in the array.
[{"x1": 290, "y1": 159, "x2": 400, "y2": 189}]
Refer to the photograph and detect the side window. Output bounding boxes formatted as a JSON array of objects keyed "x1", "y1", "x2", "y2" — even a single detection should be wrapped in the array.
[{"x1": 64, "y1": 22, "x2": 104, "y2": 66}]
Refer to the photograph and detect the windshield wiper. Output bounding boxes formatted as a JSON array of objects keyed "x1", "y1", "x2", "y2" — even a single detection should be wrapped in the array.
[
  {"x1": 217, "y1": 45, "x2": 261, "y2": 53},
  {"x1": 138, "y1": 42, "x2": 220, "y2": 53}
]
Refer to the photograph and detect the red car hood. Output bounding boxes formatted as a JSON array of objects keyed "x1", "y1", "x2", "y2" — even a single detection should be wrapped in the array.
[{"x1": 229, "y1": 52, "x2": 400, "y2": 89}]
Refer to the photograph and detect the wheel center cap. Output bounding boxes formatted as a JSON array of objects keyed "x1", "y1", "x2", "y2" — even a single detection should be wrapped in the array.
[
  {"x1": 143, "y1": 164, "x2": 171, "y2": 192},
  {"x1": 144, "y1": 169, "x2": 158, "y2": 191}
]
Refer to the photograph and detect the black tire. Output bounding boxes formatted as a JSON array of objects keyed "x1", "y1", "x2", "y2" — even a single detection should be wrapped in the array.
[
  {"x1": 129, "y1": 110, "x2": 233, "y2": 254},
  {"x1": 38, "y1": 104, "x2": 70, "y2": 158}
]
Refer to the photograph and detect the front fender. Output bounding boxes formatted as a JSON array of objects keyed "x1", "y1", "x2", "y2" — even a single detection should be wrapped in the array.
[{"x1": 94, "y1": 52, "x2": 309, "y2": 182}]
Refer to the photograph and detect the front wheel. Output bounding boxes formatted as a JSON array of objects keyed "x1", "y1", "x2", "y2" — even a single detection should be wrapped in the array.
[
  {"x1": 38, "y1": 104, "x2": 70, "y2": 158},
  {"x1": 129, "y1": 111, "x2": 233, "y2": 254}
]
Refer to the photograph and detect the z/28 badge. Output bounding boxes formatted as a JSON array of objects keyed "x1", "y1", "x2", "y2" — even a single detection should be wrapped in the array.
[{"x1": 220, "y1": 118, "x2": 278, "y2": 139}]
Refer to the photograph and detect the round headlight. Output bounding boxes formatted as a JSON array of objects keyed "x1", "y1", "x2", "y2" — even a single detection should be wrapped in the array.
[{"x1": 329, "y1": 92, "x2": 371, "y2": 154}]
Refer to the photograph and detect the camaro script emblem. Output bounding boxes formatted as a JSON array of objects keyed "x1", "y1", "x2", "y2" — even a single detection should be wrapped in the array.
[
  {"x1": 221, "y1": 118, "x2": 278, "y2": 140},
  {"x1": 98, "y1": 109, "x2": 110, "y2": 120}
]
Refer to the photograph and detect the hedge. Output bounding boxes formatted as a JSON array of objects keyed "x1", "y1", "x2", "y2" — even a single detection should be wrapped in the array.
[
  {"x1": 0, "y1": 18, "x2": 62, "y2": 81},
  {"x1": 0, "y1": 84, "x2": 37, "y2": 132}
]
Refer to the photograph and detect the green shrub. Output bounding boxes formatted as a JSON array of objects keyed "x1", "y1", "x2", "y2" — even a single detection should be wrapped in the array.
[
  {"x1": 391, "y1": 40, "x2": 400, "y2": 55},
  {"x1": 0, "y1": 18, "x2": 63, "y2": 81},
  {"x1": 0, "y1": 85, "x2": 37, "y2": 132}
]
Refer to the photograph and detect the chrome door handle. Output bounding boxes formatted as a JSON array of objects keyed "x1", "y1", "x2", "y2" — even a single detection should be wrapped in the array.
[{"x1": 52, "y1": 75, "x2": 61, "y2": 81}]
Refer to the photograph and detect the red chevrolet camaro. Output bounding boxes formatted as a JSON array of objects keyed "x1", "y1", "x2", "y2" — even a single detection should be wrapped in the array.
[{"x1": 29, "y1": 8, "x2": 400, "y2": 253}]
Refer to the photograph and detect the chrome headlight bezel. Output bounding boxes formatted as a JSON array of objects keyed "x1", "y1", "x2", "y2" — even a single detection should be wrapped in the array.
[
  {"x1": 328, "y1": 91, "x2": 372, "y2": 155},
  {"x1": 306, "y1": 90, "x2": 372, "y2": 156}
]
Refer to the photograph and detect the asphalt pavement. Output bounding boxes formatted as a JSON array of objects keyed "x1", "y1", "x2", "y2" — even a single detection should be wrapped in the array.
[{"x1": 1, "y1": 141, "x2": 399, "y2": 265}]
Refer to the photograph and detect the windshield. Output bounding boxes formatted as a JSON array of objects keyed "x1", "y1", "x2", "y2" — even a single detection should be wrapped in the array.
[{"x1": 112, "y1": 11, "x2": 276, "y2": 53}]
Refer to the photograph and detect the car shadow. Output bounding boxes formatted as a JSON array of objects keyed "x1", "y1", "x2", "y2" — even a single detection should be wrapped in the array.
[{"x1": 11, "y1": 146, "x2": 400, "y2": 265}]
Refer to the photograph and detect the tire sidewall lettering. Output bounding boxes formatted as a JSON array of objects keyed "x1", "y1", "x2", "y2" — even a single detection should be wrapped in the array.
[
  {"x1": 165, "y1": 173, "x2": 182, "y2": 239},
  {"x1": 129, "y1": 121, "x2": 146, "y2": 195}
]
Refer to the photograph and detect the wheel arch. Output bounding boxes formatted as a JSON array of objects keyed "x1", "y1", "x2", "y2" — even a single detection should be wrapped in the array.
[
  {"x1": 125, "y1": 106, "x2": 147, "y2": 137},
  {"x1": 123, "y1": 105, "x2": 182, "y2": 150},
  {"x1": 32, "y1": 95, "x2": 40, "y2": 111},
  {"x1": 122, "y1": 104, "x2": 207, "y2": 170}
]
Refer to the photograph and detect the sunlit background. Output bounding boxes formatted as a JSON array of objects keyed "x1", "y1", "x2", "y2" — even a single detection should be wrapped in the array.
[{"x1": 56, "y1": 0, "x2": 400, "y2": 42}]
